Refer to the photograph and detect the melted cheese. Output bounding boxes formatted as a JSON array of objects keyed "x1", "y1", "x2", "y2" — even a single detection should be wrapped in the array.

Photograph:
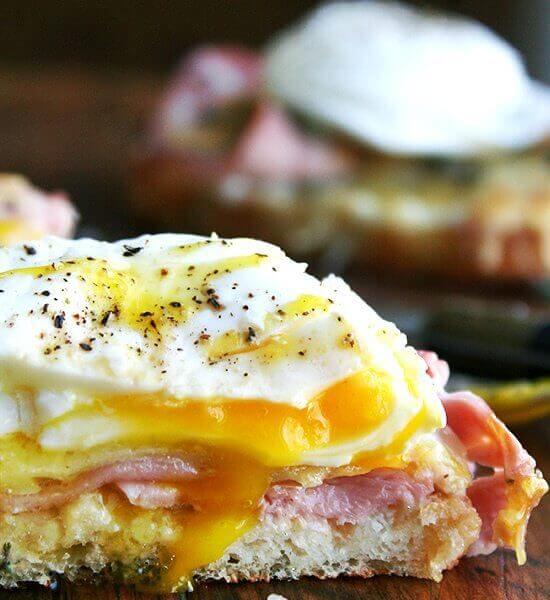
[{"x1": 0, "y1": 233, "x2": 446, "y2": 591}]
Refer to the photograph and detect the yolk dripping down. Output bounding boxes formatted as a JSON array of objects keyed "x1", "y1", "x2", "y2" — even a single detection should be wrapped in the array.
[
  {"x1": 38, "y1": 369, "x2": 396, "y2": 466},
  {"x1": 0, "y1": 246, "x2": 443, "y2": 591},
  {"x1": 0, "y1": 369, "x2": 437, "y2": 592}
]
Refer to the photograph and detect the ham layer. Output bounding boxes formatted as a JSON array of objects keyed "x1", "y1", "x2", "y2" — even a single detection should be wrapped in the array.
[
  {"x1": 419, "y1": 350, "x2": 548, "y2": 562},
  {"x1": 0, "y1": 351, "x2": 546, "y2": 567},
  {"x1": 150, "y1": 46, "x2": 355, "y2": 182}
]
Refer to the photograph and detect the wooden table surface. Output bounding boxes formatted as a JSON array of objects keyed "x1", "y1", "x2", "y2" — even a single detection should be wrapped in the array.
[{"x1": 0, "y1": 65, "x2": 548, "y2": 599}]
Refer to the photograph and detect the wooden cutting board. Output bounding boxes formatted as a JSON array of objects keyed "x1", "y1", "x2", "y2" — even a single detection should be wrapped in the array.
[{"x1": 1, "y1": 420, "x2": 547, "y2": 600}]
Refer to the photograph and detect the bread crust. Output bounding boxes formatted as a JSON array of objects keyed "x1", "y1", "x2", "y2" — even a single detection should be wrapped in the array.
[{"x1": 0, "y1": 489, "x2": 480, "y2": 589}]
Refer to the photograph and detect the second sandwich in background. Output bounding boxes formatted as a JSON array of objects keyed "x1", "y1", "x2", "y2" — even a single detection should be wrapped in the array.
[{"x1": 132, "y1": 1, "x2": 550, "y2": 283}]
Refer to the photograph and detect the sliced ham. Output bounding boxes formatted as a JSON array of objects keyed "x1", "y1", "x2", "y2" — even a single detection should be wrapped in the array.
[
  {"x1": 442, "y1": 391, "x2": 536, "y2": 477},
  {"x1": 149, "y1": 46, "x2": 356, "y2": 183},
  {"x1": 151, "y1": 46, "x2": 261, "y2": 149},
  {"x1": 0, "y1": 175, "x2": 77, "y2": 240},
  {"x1": 465, "y1": 473, "x2": 507, "y2": 556},
  {"x1": 417, "y1": 350, "x2": 450, "y2": 390},
  {"x1": 2, "y1": 346, "x2": 545, "y2": 572},
  {"x1": 228, "y1": 102, "x2": 356, "y2": 181},
  {"x1": 263, "y1": 469, "x2": 433, "y2": 525},
  {"x1": 419, "y1": 350, "x2": 548, "y2": 563},
  {"x1": 0, "y1": 455, "x2": 200, "y2": 514}
]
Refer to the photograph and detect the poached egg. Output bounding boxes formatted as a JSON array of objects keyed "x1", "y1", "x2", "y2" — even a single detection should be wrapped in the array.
[
  {"x1": 0, "y1": 233, "x2": 444, "y2": 471},
  {"x1": 265, "y1": 1, "x2": 550, "y2": 156}
]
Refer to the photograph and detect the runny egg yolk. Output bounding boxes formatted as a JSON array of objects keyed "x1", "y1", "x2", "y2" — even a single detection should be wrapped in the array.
[
  {"x1": 79, "y1": 368, "x2": 394, "y2": 464},
  {"x1": 0, "y1": 369, "x2": 436, "y2": 591}
]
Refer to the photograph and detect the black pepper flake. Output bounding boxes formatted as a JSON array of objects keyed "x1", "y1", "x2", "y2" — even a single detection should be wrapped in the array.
[
  {"x1": 246, "y1": 327, "x2": 256, "y2": 342},
  {"x1": 207, "y1": 297, "x2": 223, "y2": 311},
  {"x1": 242, "y1": 305, "x2": 249, "y2": 311},
  {"x1": 40, "y1": 290, "x2": 50, "y2": 296},
  {"x1": 140, "y1": 311, "x2": 153, "y2": 317},
  {"x1": 160, "y1": 268, "x2": 169, "y2": 276},
  {"x1": 101, "y1": 311, "x2": 112, "y2": 326},
  {"x1": 298, "y1": 350, "x2": 306, "y2": 356},
  {"x1": 170, "y1": 301, "x2": 182, "y2": 308},
  {"x1": 53, "y1": 314, "x2": 65, "y2": 329},
  {"x1": 42, "y1": 303, "x2": 49, "y2": 314},
  {"x1": 23, "y1": 244, "x2": 37, "y2": 256},
  {"x1": 122, "y1": 245, "x2": 143, "y2": 257},
  {"x1": 342, "y1": 332, "x2": 355, "y2": 348},
  {"x1": 79, "y1": 342, "x2": 93, "y2": 351}
]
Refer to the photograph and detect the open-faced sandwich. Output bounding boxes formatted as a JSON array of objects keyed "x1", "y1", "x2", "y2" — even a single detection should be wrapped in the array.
[
  {"x1": 0, "y1": 233, "x2": 546, "y2": 593},
  {"x1": 132, "y1": 1, "x2": 549, "y2": 281},
  {"x1": 0, "y1": 175, "x2": 77, "y2": 245}
]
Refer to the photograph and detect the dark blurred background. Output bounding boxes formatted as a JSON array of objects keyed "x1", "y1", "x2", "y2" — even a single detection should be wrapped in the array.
[
  {"x1": 0, "y1": 1, "x2": 548, "y2": 79},
  {"x1": 0, "y1": 0, "x2": 547, "y2": 240},
  {"x1": 0, "y1": 0, "x2": 545, "y2": 276}
]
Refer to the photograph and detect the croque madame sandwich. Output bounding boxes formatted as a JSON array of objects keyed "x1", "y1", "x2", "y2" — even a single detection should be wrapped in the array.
[
  {"x1": 0, "y1": 175, "x2": 76, "y2": 245},
  {"x1": 132, "y1": 1, "x2": 549, "y2": 281},
  {"x1": 0, "y1": 233, "x2": 546, "y2": 593}
]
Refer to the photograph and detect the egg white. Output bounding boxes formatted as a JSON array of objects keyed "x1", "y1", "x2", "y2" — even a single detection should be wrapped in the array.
[{"x1": 0, "y1": 233, "x2": 444, "y2": 466}]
